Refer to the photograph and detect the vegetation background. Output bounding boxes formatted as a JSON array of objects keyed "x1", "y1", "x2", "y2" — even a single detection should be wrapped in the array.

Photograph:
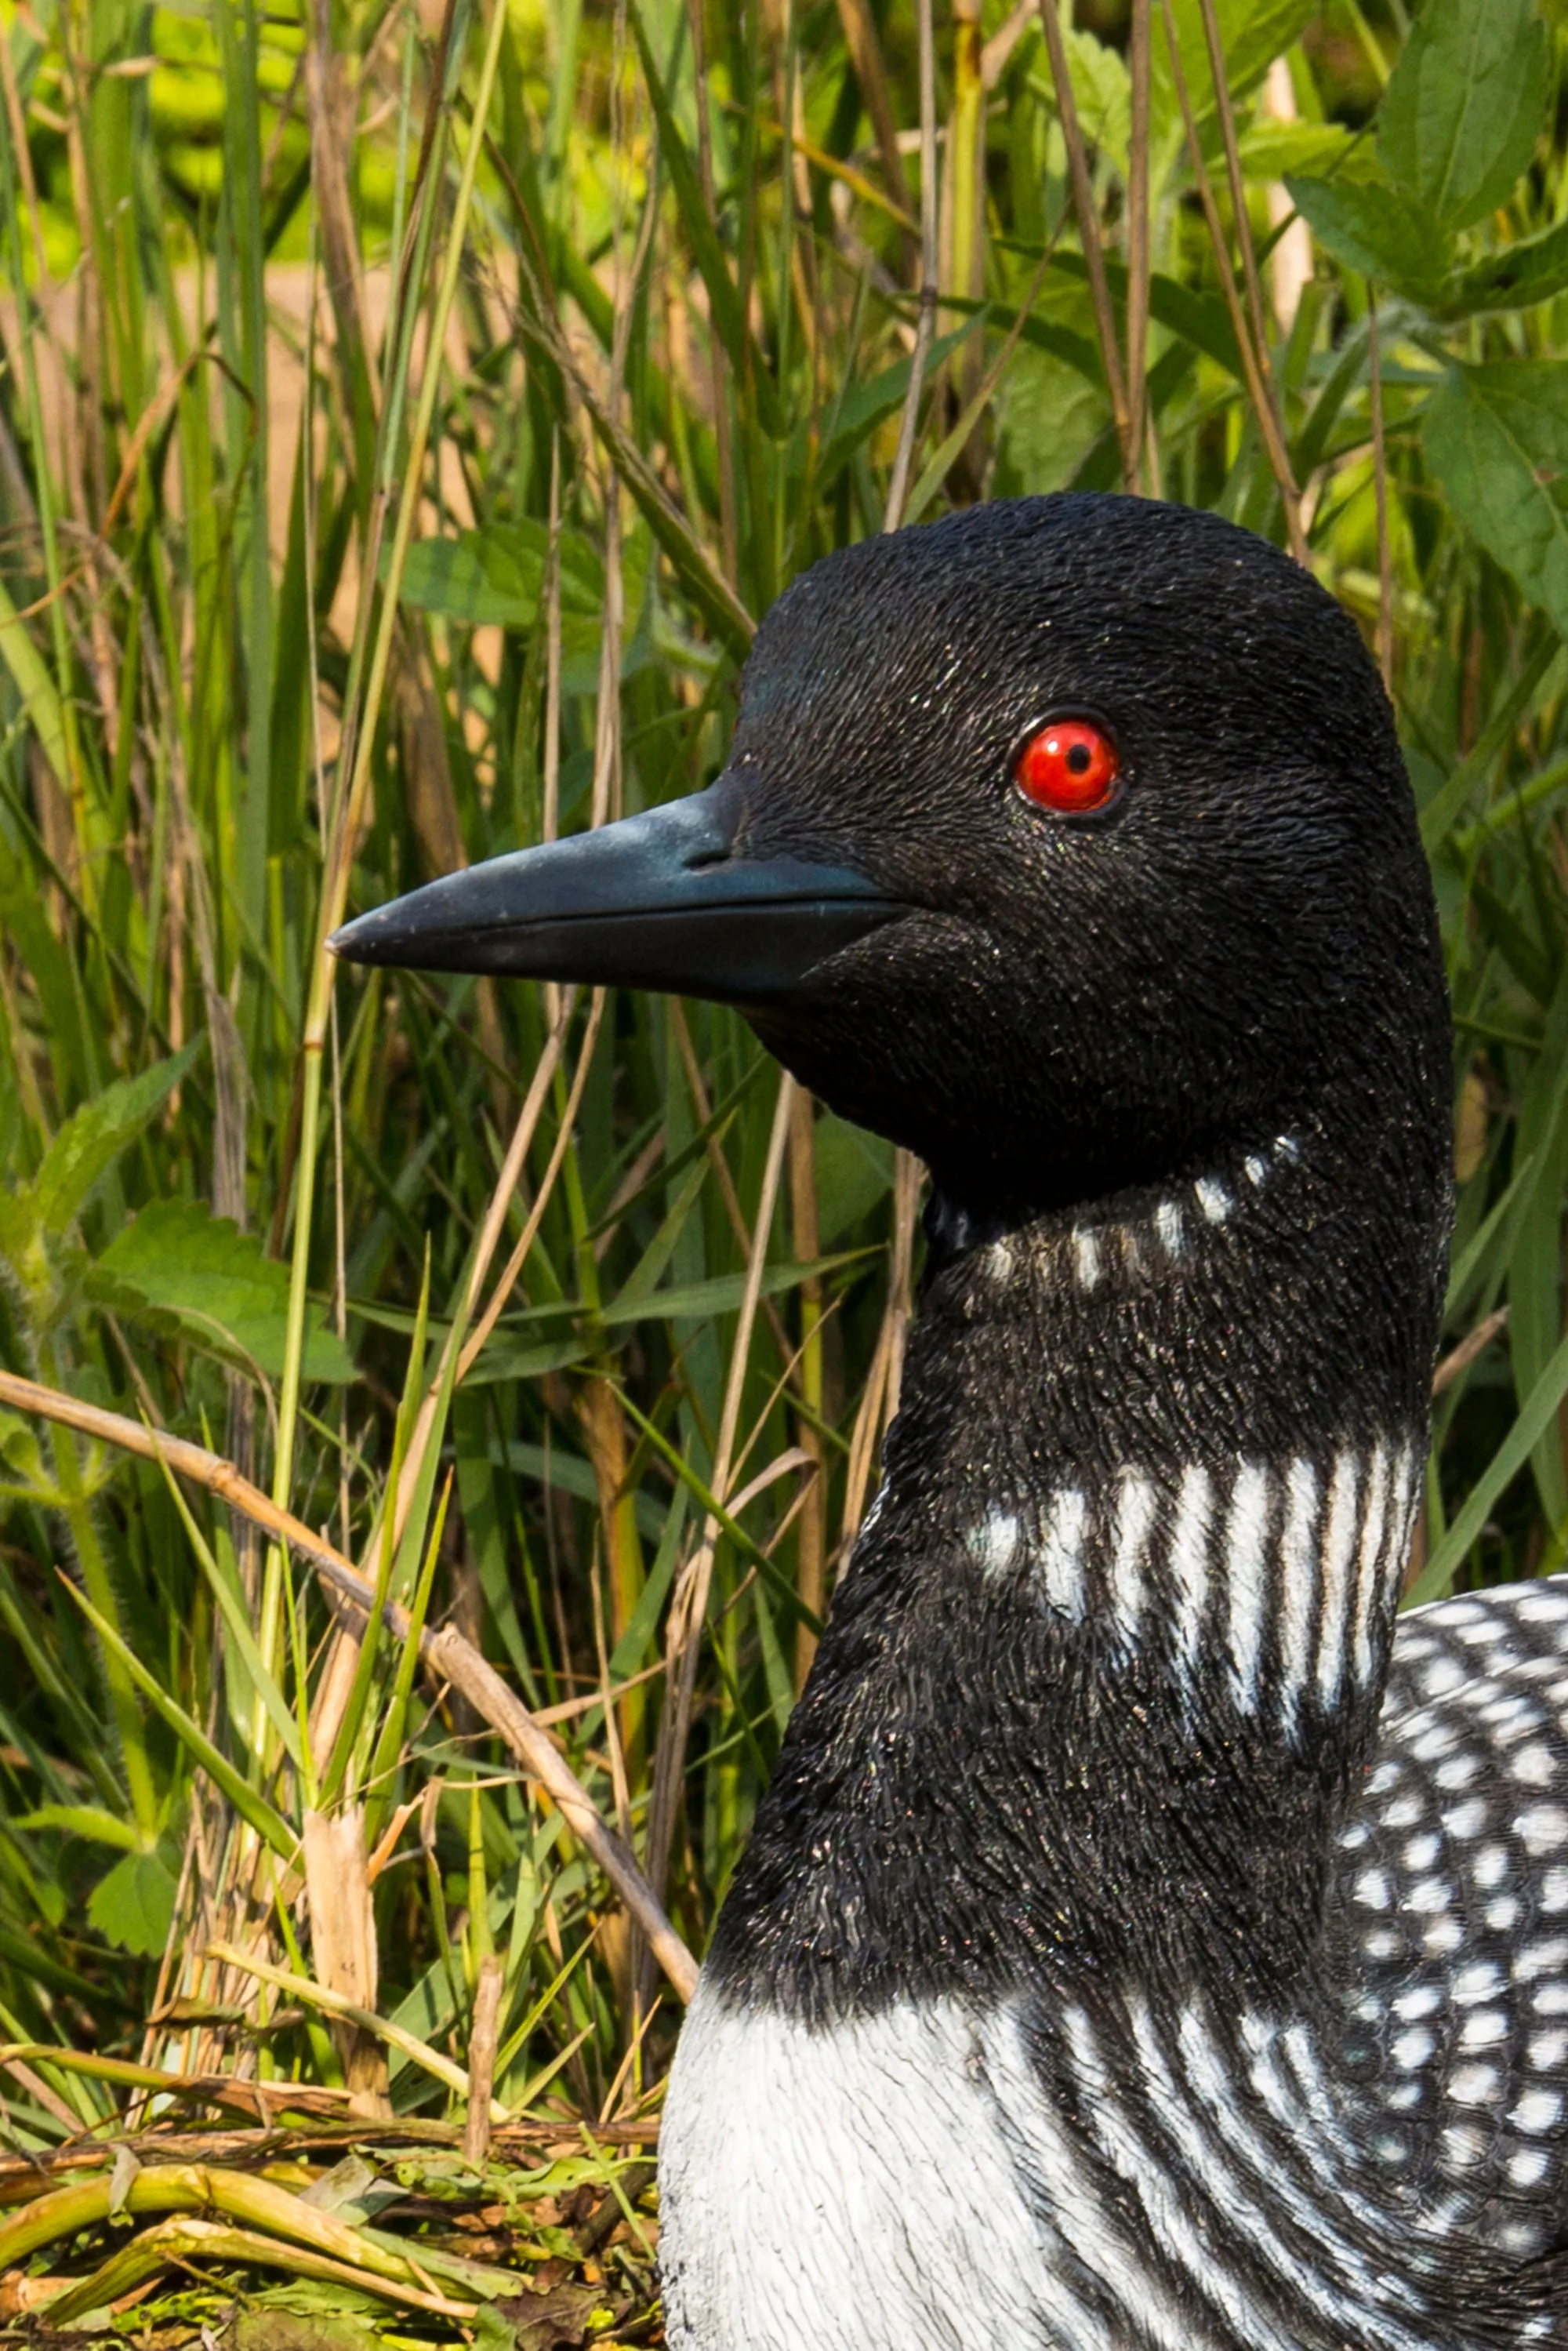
[{"x1": 0, "y1": 0, "x2": 1564, "y2": 2335}]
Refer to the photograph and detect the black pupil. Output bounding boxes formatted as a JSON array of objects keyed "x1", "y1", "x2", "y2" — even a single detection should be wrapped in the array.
[{"x1": 1065, "y1": 742, "x2": 1092, "y2": 774}]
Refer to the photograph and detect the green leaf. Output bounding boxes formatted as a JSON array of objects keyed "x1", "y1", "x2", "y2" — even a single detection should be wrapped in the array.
[
  {"x1": 815, "y1": 1113, "x2": 894, "y2": 1243},
  {"x1": 90, "y1": 1198, "x2": 354, "y2": 1383},
  {"x1": 627, "y1": 0, "x2": 785, "y2": 441},
  {"x1": 149, "y1": 1445, "x2": 305, "y2": 1770},
  {"x1": 0, "y1": 570, "x2": 70, "y2": 791},
  {"x1": 1284, "y1": 172, "x2": 1450, "y2": 295},
  {"x1": 1153, "y1": 0, "x2": 1319, "y2": 147},
  {"x1": 0, "y1": 1406, "x2": 49, "y2": 1499},
  {"x1": 1432, "y1": 216, "x2": 1568, "y2": 319},
  {"x1": 1508, "y1": 969, "x2": 1568, "y2": 1524},
  {"x1": 595, "y1": 1248, "x2": 873, "y2": 1328},
  {"x1": 394, "y1": 525, "x2": 652, "y2": 695},
  {"x1": 1422, "y1": 362, "x2": 1568, "y2": 636},
  {"x1": 395, "y1": 521, "x2": 605, "y2": 627},
  {"x1": 62, "y1": 1579, "x2": 297, "y2": 1860},
  {"x1": 1377, "y1": 0, "x2": 1549, "y2": 231},
  {"x1": 803, "y1": 323, "x2": 978, "y2": 491},
  {"x1": 1239, "y1": 120, "x2": 1363, "y2": 183},
  {"x1": 33, "y1": 1041, "x2": 202, "y2": 1236},
  {"x1": 1408, "y1": 1330, "x2": 1568, "y2": 1603},
  {"x1": 604, "y1": 1151, "x2": 713, "y2": 1319},
  {"x1": 11, "y1": 1803, "x2": 147, "y2": 1852},
  {"x1": 86, "y1": 1848, "x2": 178, "y2": 1957},
  {"x1": 1063, "y1": 17, "x2": 1128, "y2": 175}
]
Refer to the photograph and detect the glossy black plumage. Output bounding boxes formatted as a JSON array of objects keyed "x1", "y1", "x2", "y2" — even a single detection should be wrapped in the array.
[{"x1": 339, "y1": 496, "x2": 1568, "y2": 2349}]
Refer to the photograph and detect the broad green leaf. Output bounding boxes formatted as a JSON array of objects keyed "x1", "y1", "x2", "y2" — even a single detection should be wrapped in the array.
[
  {"x1": 1152, "y1": 0, "x2": 1319, "y2": 147},
  {"x1": 1432, "y1": 216, "x2": 1568, "y2": 319},
  {"x1": 1239, "y1": 121, "x2": 1363, "y2": 182},
  {"x1": 1377, "y1": 0, "x2": 1549, "y2": 231},
  {"x1": 1043, "y1": 255, "x2": 1245, "y2": 380},
  {"x1": 33, "y1": 1041, "x2": 202, "y2": 1237},
  {"x1": 0, "y1": 1407, "x2": 48, "y2": 1497},
  {"x1": 942, "y1": 284, "x2": 1103, "y2": 387},
  {"x1": 1422, "y1": 362, "x2": 1568, "y2": 636},
  {"x1": 1285, "y1": 173, "x2": 1450, "y2": 296},
  {"x1": 997, "y1": 342, "x2": 1109, "y2": 500},
  {"x1": 86, "y1": 1848, "x2": 179, "y2": 1957},
  {"x1": 815, "y1": 1113, "x2": 894, "y2": 1243},
  {"x1": 394, "y1": 525, "x2": 651, "y2": 695},
  {"x1": 396, "y1": 521, "x2": 604, "y2": 627},
  {"x1": 1064, "y1": 19, "x2": 1128, "y2": 175},
  {"x1": 89, "y1": 1197, "x2": 355, "y2": 1383}
]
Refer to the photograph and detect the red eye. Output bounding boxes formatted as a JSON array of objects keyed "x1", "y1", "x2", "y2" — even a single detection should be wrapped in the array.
[{"x1": 1015, "y1": 718, "x2": 1119, "y2": 815}]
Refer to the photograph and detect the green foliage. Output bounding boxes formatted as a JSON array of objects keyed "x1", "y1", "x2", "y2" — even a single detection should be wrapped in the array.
[
  {"x1": 1377, "y1": 0, "x2": 1550, "y2": 231},
  {"x1": 1424, "y1": 365, "x2": 1568, "y2": 635},
  {"x1": 86, "y1": 1848, "x2": 180, "y2": 1958},
  {"x1": 91, "y1": 1202, "x2": 356, "y2": 1383},
  {"x1": 0, "y1": 0, "x2": 1561, "y2": 2207}
]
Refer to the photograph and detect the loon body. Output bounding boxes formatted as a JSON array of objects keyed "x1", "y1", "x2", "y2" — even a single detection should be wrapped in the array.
[{"x1": 336, "y1": 497, "x2": 1568, "y2": 2345}]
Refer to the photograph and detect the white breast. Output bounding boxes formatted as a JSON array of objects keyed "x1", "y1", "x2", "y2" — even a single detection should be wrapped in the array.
[{"x1": 657, "y1": 1983, "x2": 1214, "y2": 2351}]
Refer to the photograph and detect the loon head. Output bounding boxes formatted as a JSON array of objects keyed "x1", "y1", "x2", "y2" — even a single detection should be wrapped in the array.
[{"x1": 332, "y1": 492, "x2": 1450, "y2": 1223}]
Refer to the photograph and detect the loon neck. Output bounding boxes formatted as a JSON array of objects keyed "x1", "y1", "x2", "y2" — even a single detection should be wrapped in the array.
[{"x1": 707, "y1": 1116, "x2": 1446, "y2": 2020}]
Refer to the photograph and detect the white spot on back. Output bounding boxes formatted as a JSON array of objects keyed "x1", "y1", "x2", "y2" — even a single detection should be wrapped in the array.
[
  {"x1": 1195, "y1": 1176, "x2": 1231, "y2": 1226},
  {"x1": 1110, "y1": 1470, "x2": 1158, "y2": 1648},
  {"x1": 1316, "y1": 1451, "x2": 1361, "y2": 1711},
  {"x1": 1039, "y1": 1487, "x2": 1088, "y2": 1622},
  {"x1": 1170, "y1": 1465, "x2": 1214, "y2": 1695},
  {"x1": 1518, "y1": 1805, "x2": 1568, "y2": 1855},
  {"x1": 1278, "y1": 1459, "x2": 1321, "y2": 1735},
  {"x1": 1351, "y1": 1443, "x2": 1391, "y2": 1687},
  {"x1": 1225, "y1": 1462, "x2": 1271, "y2": 1713},
  {"x1": 967, "y1": 1510, "x2": 1019, "y2": 1579}
]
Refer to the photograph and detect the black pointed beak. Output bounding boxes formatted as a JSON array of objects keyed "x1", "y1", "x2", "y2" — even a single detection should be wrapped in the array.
[{"x1": 329, "y1": 779, "x2": 905, "y2": 1005}]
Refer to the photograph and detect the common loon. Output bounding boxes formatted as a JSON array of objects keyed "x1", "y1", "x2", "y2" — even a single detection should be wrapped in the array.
[{"x1": 335, "y1": 496, "x2": 1568, "y2": 2348}]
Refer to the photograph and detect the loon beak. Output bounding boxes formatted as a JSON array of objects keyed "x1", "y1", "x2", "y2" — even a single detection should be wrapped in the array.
[{"x1": 328, "y1": 779, "x2": 905, "y2": 1006}]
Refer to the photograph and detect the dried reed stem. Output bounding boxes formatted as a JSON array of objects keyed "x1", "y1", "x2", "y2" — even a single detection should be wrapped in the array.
[
  {"x1": 1194, "y1": 0, "x2": 1290, "y2": 452},
  {"x1": 1036, "y1": 0, "x2": 1134, "y2": 489},
  {"x1": 1125, "y1": 0, "x2": 1152, "y2": 493},
  {"x1": 645, "y1": 1075, "x2": 797, "y2": 1906},
  {"x1": 1368, "y1": 287, "x2": 1394, "y2": 693},
  {"x1": 884, "y1": 0, "x2": 938, "y2": 532},
  {"x1": 1158, "y1": 0, "x2": 1307, "y2": 563}
]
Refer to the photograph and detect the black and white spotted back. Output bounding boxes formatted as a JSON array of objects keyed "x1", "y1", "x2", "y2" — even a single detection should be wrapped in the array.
[{"x1": 1326, "y1": 1578, "x2": 1568, "y2": 2269}]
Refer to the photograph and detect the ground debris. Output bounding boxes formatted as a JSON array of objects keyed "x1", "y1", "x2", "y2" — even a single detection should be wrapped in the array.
[{"x1": 0, "y1": 2120, "x2": 662, "y2": 2349}]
